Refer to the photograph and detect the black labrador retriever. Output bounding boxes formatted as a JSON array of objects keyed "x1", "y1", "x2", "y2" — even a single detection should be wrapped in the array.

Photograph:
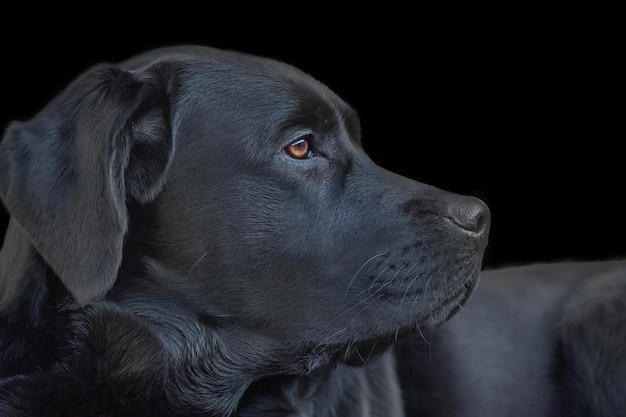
[
  {"x1": 1, "y1": 45, "x2": 624, "y2": 417},
  {"x1": 0, "y1": 45, "x2": 489, "y2": 416}
]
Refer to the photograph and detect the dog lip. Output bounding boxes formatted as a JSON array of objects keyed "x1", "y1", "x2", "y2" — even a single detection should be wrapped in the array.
[{"x1": 418, "y1": 275, "x2": 478, "y2": 330}]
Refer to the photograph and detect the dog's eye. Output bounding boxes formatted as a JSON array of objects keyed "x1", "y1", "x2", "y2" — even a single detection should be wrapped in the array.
[{"x1": 285, "y1": 136, "x2": 313, "y2": 160}]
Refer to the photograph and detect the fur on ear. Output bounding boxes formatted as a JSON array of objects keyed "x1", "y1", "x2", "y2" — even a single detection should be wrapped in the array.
[{"x1": 0, "y1": 63, "x2": 174, "y2": 304}]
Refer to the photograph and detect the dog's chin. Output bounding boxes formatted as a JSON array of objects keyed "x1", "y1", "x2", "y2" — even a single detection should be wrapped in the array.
[
  {"x1": 418, "y1": 276, "x2": 477, "y2": 330},
  {"x1": 325, "y1": 278, "x2": 477, "y2": 367}
]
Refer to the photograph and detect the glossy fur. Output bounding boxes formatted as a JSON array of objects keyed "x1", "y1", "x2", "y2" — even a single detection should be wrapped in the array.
[
  {"x1": 0, "y1": 45, "x2": 489, "y2": 416},
  {"x1": 3, "y1": 45, "x2": 621, "y2": 417}
]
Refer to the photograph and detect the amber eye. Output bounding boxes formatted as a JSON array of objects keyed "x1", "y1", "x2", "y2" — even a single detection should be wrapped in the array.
[{"x1": 285, "y1": 136, "x2": 312, "y2": 159}]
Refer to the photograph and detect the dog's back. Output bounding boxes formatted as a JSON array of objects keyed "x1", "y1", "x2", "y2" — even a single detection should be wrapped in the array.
[{"x1": 396, "y1": 259, "x2": 626, "y2": 417}]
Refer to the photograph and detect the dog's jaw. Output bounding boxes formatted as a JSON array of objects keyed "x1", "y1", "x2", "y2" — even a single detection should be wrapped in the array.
[{"x1": 314, "y1": 268, "x2": 481, "y2": 367}]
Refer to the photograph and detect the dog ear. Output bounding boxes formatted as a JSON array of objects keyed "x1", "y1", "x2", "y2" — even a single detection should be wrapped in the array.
[{"x1": 0, "y1": 63, "x2": 174, "y2": 304}]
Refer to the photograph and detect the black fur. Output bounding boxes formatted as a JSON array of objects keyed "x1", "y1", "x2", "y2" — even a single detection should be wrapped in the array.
[
  {"x1": 396, "y1": 260, "x2": 626, "y2": 417},
  {"x1": 0, "y1": 45, "x2": 488, "y2": 416},
  {"x1": 2, "y1": 45, "x2": 623, "y2": 417}
]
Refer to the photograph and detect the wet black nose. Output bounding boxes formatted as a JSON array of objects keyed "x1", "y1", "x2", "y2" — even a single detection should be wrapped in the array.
[{"x1": 447, "y1": 196, "x2": 490, "y2": 236}]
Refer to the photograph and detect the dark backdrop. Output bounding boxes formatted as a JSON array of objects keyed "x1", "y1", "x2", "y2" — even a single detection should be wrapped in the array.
[{"x1": 0, "y1": 24, "x2": 622, "y2": 269}]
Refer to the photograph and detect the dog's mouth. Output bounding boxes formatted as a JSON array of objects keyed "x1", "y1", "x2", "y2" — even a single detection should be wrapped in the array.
[{"x1": 313, "y1": 277, "x2": 477, "y2": 367}]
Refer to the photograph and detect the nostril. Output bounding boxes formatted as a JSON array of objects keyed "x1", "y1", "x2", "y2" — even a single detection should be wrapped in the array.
[{"x1": 448, "y1": 196, "x2": 490, "y2": 235}]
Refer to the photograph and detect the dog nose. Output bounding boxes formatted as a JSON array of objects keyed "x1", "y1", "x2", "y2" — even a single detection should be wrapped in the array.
[{"x1": 447, "y1": 196, "x2": 490, "y2": 236}]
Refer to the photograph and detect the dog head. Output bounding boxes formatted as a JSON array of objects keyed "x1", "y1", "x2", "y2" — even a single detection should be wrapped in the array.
[{"x1": 0, "y1": 45, "x2": 489, "y2": 366}]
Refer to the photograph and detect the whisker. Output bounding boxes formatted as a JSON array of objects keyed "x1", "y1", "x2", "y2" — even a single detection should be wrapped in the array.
[
  {"x1": 333, "y1": 283, "x2": 393, "y2": 331},
  {"x1": 415, "y1": 322, "x2": 430, "y2": 345},
  {"x1": 354, "y1": 346, "x2": 367, "y2": 365},
  {"x1": 141, "y1": 239, "x2": 193, "y2": 247},
  {"x1": 365, "y1": 266, "x2": 390, "y2": 293},
  {"x1": 355, "y1": 280, "x2": 393, "y2": 307},
  {"x1": 186, "y1": 252, "x2": 208, "y2": 278},
  {"x1": 313, "y1": 327, "x2": 349, "y2": 351},
  {"x1": 409, "y1": 272, "x2": 434, "y2": 317},
  {"x1": 343, "y1": 340, "x2": 355, "y2": 361},
  {"x1": 344, "y1": 253, "x2": 387, "y2": 296},
  {"x1": 365, "y1": 341, "x2": 378, "y2": 363},
  {"x1": 399, "y1": 273, "x2": 420, "y2": 306}
]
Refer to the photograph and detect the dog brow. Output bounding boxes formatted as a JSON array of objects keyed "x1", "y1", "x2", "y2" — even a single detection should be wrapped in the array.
[{"x1": 342, "y1": 107, "x2": 362, "y2": 146}]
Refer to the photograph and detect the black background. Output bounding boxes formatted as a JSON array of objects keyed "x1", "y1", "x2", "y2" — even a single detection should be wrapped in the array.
[{"x1": 0, "y1": 16, "x2": 622, "y2": 270}]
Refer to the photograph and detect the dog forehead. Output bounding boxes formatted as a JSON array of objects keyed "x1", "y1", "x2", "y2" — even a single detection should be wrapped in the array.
[
  {"x1": 158, "y1": 47, "x2": 353, "y2": 143},
  {"x1": 124, "y1": 45, "x2": 326, "y2": 96},
  {"x1": 121, "y1": 45, "x2": 360, "y2": 169},
  {"x1": 125, "y1": 45, "x2": 351, "y2": 122}
]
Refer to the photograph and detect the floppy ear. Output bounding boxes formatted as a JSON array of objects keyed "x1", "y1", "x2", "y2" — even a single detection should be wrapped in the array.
[{"x1": 0, "y1": 63, "x2": 174, "y2": 304}]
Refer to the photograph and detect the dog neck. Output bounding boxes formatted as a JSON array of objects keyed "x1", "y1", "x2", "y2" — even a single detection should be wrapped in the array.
[{"x1": 235, "y1": 352, "x2": 405, "y2": 416}]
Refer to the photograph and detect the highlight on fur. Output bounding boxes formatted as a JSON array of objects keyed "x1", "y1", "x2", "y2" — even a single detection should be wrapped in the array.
[{"x1": 2, "y1": 44, "x2": 623, "y2": 417}]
